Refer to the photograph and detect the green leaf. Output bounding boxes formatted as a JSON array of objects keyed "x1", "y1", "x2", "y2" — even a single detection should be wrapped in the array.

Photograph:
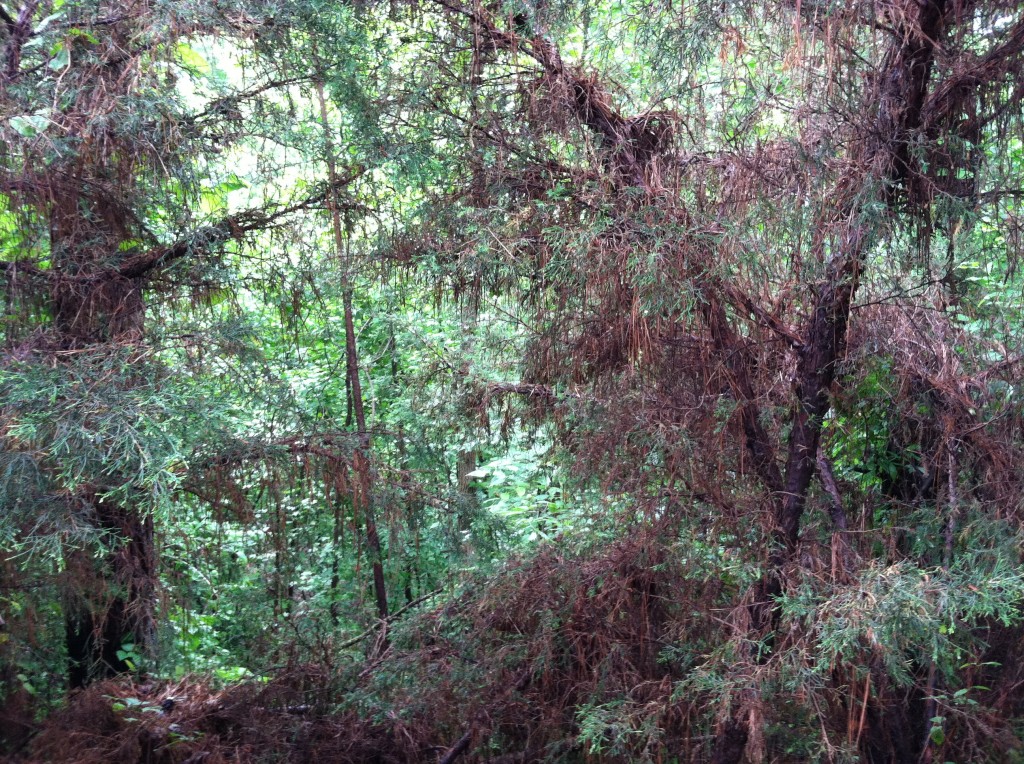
[
  {"x1": 220, "y1": 174, "x2": 248, "y2": 192},
  {"x1": 34, "y1": 11, "x2": 65, "y2": 35},
  {"x1": 176, "y1": 43, "x2": 211, "y2": 75},
  {"x1": 15, "y1": 674, "x2": 36, "y2": 695},
  {"x1": 48, "y1": 42, "x2": 70, "y2": 71},
  {"x1": 68, "y1": 28, "x2": 100, "y2": 44},
  {"x1": 9, "y1": 114, "x2": 50, "y2": 137}
]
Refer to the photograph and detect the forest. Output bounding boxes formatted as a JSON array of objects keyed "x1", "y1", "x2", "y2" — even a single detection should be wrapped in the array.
[{"x1": 2, "y1": 0, "x2": 1024, "y2": 761}]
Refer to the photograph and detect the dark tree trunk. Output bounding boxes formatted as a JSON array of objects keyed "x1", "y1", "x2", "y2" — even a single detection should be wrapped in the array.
[
  {"x1": 710, "y1": 1, "x2": 952, "y2": 760},
  {"x1": 709, "y1": 718, "x2": 749, "y2": 764},
  {"x1": 861, "y1": 666, "x2": 929, "y2": 764},
  {"x1": 49, "y1": 183, "x2": 156, "y2": 686},
  {"x1": 65, "y1": 497, "x2": 156, "y2": 688},
  {"x1": 0, "y1": 562, "x2": 36, "y2": 753}
]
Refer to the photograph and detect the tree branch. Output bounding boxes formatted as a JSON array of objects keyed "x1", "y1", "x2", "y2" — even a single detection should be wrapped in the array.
[
  {"x1": 2, "y1": 0, "x2": 38, "y2": 83},
  {"x1": 923, "y1": 13, "x2": 1024, "y2": 132},
  {"x1": 0, "y1": 4, "x2": 16, "y2": 31},
  {"x1": 119, "y1": 175, "x2": 364, "y2": 280},
  {"x1": 815, "y1": 446, "x2": 848, "y2": 532},
  {"x1": 0, "y1": 184, "x2": 363, "y2": 291},
  {"x1": 334, "y1": 588, "x2": 444, "y2": 651}
]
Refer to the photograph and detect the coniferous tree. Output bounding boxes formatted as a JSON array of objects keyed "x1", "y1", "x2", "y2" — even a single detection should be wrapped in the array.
[{"x1": 0, "y1": 0, "x2": 333, "y2": 687}]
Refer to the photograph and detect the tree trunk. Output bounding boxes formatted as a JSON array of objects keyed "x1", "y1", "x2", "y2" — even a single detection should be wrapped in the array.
[
  {"x1": 710, "y1": 0, "x2": 951, "y2": 759},
  {"x1": 65, "y1": 496, "x2": 155, "y2": 688},
  {"x1": 316, "y1": 78, "x2": 389, "y2": 624},
  {"x1": 48, "y1": 177, "x2": 156, "y2": 686}
]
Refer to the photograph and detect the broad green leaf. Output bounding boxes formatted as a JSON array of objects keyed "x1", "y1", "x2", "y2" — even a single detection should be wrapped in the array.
[
  {"x1": 9, "y1": 114, "x2": 49, "y2": 137},
  {"x1": 48, "y1": 42, "x2": 70, "y2": 71}
]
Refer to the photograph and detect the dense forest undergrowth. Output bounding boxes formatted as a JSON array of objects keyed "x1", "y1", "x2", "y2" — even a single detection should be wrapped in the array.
[
  {"x1": 4, "y1": 0, "x2": 1024, "y2": 761},
  {"x1": 18, "y1": 525, "x2": 1024, "y2": 764},
  {"x1": 26, "y1": 525, "x2": 1024, "y2": 764}
]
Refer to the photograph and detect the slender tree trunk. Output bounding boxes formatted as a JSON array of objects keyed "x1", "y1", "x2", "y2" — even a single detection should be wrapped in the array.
[
  {"x1": 315, "y1": 78, "x2": 389, "y2": 623},
  {"x1": 392, "y1": 335, "x2": 419, "y2": 605},
  {"x1": 329, "y1": 480, "x2": 345, "y2": 624}
]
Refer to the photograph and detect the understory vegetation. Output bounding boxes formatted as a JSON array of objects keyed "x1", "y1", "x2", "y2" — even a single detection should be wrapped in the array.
[{"x1": 3, "y1": 0, "x2": 1024, "y2": 761}]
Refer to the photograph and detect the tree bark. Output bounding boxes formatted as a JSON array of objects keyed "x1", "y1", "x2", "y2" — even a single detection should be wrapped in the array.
[
  {"x1": 710, "y1": 1, "x2": 952, "y2": 759},
  {"x1": 46, "y1": 177, "x2": 158, "y2": 684},
  {"x1": 65, "y1": 496, "x2": 156, "y2": 688},
  {"x1": 315, "y1": 77, "x2": 389, "y2": 624}
]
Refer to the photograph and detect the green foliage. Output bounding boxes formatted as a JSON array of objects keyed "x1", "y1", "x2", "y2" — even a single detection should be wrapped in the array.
[
  {"x1": 576, "y1": 698, "x2": 664, "y2": 760},
  {"x1": 469, "y1": 438, "x2": 572, "y2": 545},
  {"x1": 2, "y1": 1, "x2": 1024, "y2": 762}
]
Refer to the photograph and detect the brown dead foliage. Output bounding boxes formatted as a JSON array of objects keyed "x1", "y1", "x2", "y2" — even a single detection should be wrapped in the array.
[
  {"x1": 19, "y1": 519, "x2": 1024, "y2": 763},
  {"x1": 24, "y1": 671, "x2": 404, "y2": 764},
  {"x1": 18, "y1": 527, "x2": 722, "y2": 763}
]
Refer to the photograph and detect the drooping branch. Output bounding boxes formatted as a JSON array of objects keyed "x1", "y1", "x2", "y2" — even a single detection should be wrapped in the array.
[
  {"x1": 923, "y1": 13, "x2": 1024, "y2": 134},
  {"x1": 436, "y1": 0, "x2": 794, "y2": 494},
  {"x1": 483, "y1": 382, "x2": 585, "y2": 403},
  {"x1": 189, "y1": 431, "x2": 367, "y2": 472},
  {"x1": 433, "y1": 0, "x2": 673, "y2": 190},
  {"x1": 0, "y1": 181, "x2": 364, "y2": 294},
  {"x1": 119, "y1": 178, "x2": 365, "y2": 280}
]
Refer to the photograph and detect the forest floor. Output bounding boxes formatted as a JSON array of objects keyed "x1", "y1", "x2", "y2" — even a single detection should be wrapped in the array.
[
  {"x1": 10, "y1": 527, "x2": 703, "y2": 763},
  {"x1": 18, "y1": 672, "x2": 400, "y2": 764}
]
